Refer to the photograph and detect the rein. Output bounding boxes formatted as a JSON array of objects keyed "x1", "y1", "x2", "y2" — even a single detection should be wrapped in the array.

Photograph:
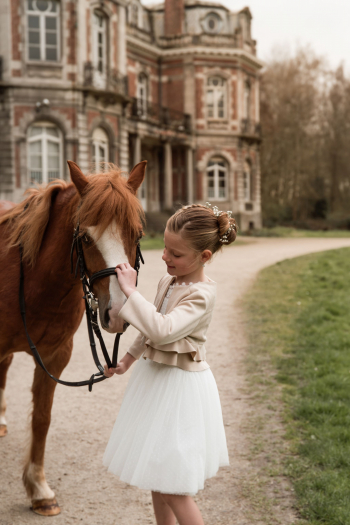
[{"x1": 19, "y1": 222, "x2": 144, "y2": 392}]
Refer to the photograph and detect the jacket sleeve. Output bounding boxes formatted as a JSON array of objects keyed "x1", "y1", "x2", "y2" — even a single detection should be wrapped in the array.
[
  {"x1": 125, "y1": 276, "x2": 168, "y2": 360},
  {"x1": 127, "y1": 332, "x2": 146, "y2": 360},
  {"x1": 118, "y1": 290, "x2": 208, "y2": 346}
]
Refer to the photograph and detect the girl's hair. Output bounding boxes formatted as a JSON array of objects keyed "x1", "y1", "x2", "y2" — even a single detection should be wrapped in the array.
[{"x1": 166, "y1": 204, "x2": 237, "y2": 255}]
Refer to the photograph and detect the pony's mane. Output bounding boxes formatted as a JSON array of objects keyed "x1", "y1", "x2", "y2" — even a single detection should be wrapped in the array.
[
  {"x1": 0, "y1": 180, "x2": 71, "y2": 266},
  {"x1": 0, "y1": 167, "x2": 144, "y2": 266}
]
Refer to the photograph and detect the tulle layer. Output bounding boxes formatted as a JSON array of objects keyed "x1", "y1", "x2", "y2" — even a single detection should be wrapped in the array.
[{"x1": 103, "y1": 357, "x2": 229, "y2": 495}]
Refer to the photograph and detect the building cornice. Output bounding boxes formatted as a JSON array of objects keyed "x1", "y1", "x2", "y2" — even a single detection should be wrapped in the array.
[
  {"x1": 162, "y1": 46, "x2": 264, "y2": 69},
  {"x1": 126, "y1": 35, "x2": 264, "y2": 69},
  {"x1": 127, "y1": 35, "x2": 161, "y2": 58}
]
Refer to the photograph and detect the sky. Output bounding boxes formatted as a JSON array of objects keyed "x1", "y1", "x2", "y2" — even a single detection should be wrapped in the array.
[{"x1": 142, "y1": 0, "x2": 349, "y2": 72}]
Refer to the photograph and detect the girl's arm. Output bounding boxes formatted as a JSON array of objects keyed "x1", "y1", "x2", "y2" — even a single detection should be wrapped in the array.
[
  {"x1": 118, "y1": 290, "x2": 208, "y2": 345},
  {"x1": 114, "y1": 262, "x2": 212, "y2": 346}
]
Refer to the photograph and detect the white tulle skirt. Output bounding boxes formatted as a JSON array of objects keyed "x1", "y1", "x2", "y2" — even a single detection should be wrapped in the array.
[{"x1": 103, "y1": 357, "x2": 229, "y2": 495}]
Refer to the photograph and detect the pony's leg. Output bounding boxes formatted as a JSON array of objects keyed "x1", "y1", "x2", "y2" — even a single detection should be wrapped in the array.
[
  {"x1": 23, "y1": 341, "x2": 73, "y2": 516},
  {"x1": 0, "y1": 354, "x2": 14, "y2": 437}
]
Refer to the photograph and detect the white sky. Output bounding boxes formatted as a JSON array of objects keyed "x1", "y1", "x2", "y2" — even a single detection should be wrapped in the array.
[{"x1": 141, "y1": 0, "x2": 349, "y2": 72}]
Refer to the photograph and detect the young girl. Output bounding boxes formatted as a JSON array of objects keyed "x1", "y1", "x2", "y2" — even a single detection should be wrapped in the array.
[{"x1": 103, "y1": 203, "x2": 236, "y2": 525}]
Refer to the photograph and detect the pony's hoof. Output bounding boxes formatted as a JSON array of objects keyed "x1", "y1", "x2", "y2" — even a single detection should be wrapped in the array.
[
  {"x1": 0, "y1": 424, "x2": 7, "y2": 437},
  {"x1": 31, "y1": 497, "x2": 61, "y2": 516}
]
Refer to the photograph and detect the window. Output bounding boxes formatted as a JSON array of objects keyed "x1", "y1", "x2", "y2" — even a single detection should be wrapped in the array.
[
  {"x1": 203, "y1": 12, "x2": 223, "y2": 34},
  {"x1": 129, "y1": 3, "x2": 139, "y2": 26},
  {"x1": 28, "y1": 122, "x2": 62, "y2": 184},
  {"x1": 206, "y1": 77, "x2": 227, "y2": 119},
  {"x1": 92, "y1": 128, "x2": 109, "y2": 171},
  {"x1": 243, "y1": 161, "x2": 252, "y2": 201},
  {"x1": 27, "y1": 0, "x2": 60, "y2": 62},
  {"x1": 206, "y1": 157, "x2": 227, "y2": 200},
  {"x1": 137, "y1": 73, "x2": 148, "y2": 117},
  {"x1": 243, "y1": 80, "x2": 251, "y2": 119},
  {"x1": 92, "y1": 10, "x2": 107, "y2": 87}
]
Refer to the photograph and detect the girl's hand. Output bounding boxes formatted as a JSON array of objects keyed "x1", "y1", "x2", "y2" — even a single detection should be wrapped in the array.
[
  {"x1": 115, "y1": 263, "x2": 137, "y2": 298},
  {"x1": 104, "y1": 362, "x2": 128, "y2": 377},
  {"x1": 104, "y1": 364, "x2": 115, "y2": 377},
  {"x1": 103, "y1": 353, "x2": 136, "y2": 377}
]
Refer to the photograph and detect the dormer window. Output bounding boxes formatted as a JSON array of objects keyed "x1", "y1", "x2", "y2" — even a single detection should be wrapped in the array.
[
  {"x1": 129, "y1": 2, "x2": 141, "y2": 28},
  {"x1": 202, "y1": 12, "x2": 223, "y2": 34}
]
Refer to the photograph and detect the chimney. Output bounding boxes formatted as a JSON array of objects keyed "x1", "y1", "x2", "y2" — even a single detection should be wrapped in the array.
[{"x1": 164, "y1": 0, "x2": 184, "y2": 36}]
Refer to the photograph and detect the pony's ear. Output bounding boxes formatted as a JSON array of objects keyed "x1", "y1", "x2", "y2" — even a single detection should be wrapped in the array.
[
  {"x1": 67, "y1": 160, "x2": 89, "y2": 196},
  {"x1": 127, "y1": 160, "x2": 147, "y2": 194}
]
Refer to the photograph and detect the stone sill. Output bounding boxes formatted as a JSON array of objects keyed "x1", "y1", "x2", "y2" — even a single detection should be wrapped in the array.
[{"x1": 26, "y1": 61, "x2": 63, "y2": 69}]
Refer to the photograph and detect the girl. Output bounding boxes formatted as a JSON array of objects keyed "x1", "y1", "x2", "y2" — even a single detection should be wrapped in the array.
[{"x1": 103, "y1": 203, "x2": 236, "y2": 525}]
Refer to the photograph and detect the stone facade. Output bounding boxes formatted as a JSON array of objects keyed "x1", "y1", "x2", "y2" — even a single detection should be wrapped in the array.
[{"x1": 0, "y1": 0, "x2": 263, "y2": 230}]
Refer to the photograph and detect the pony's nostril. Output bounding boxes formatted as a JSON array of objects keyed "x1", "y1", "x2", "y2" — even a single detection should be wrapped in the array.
[{"x1": 104, "y1": 308, "x2": 110, "y2": 327}]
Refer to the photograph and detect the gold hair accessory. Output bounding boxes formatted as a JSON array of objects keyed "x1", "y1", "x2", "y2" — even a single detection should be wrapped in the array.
[{"x1": 205, "y1": 202, "x2": 236, "y2": 243}]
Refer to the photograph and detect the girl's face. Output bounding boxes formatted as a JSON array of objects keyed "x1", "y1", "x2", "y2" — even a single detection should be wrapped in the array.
[{"x1": 162, "y1": 229, "x2": 201, "y2": 278}]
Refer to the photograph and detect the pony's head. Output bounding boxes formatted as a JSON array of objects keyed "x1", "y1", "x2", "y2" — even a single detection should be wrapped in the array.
[{"x1": 68, "y1": 161, "x2": 146, "y2": 334}]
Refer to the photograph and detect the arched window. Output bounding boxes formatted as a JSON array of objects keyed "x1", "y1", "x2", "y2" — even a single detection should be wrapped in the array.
[
  {"x1": 27, "y1": 0, "x2": 60, "y2": 62},
  {"x1": 243, "y1": 160, "x2": 252, "y2": 201},
  {"x1": 92, "y1": 127, "x2": 109, "y2": 171},
  {"x1": 243, "y1": 80, "x2": 251, "y2": 120},
  {"x1": 92, "y1": 10, "x2": 107, "y2": 87},
  {"x1": 206, "y1": 157, "x2": 228, "y2": 200},
  {"x1": 28, "y1": 122, "x2": 62, "y2": 184},
  {"x1": 137, "y1": 73, "x2": 148, "y2": 117},
  {"x1": 206, "y1": 77, "x2": 227, "y2": 119}
]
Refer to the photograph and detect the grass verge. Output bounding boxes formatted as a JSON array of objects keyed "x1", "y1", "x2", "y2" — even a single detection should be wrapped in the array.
[
  {"x1": 246, "y1": 227, "x2": 350, "y2": 238},
  {"x1": 141, "y1": 233, "x2": 251, "y2": 250},
  {"x1": 242, "y1": 247, "x2": 350, "y2": 524}
]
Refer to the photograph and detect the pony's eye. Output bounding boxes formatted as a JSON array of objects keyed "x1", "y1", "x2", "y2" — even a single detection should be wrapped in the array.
[
  {"x1": 135, "y1": 230, "x2": 143, "y2": 245},
  {"x1": 82, "y1": 234, "x2": 91, "y2": 244}
]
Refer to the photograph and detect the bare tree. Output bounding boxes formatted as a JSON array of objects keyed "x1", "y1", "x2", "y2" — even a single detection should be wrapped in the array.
[{"x1": 260, "y1": 47, "x2": 350, "y2": 228}]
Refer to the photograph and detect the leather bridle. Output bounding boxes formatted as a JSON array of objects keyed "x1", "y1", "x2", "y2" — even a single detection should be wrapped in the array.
[{"x1": 19, "y1": 220, "x2": 144, "y2": 391}]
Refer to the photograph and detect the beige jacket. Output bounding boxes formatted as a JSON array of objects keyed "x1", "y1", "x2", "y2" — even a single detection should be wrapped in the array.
[{"x1": 118, "y1": 274, "x2": 217, "y2": 371}]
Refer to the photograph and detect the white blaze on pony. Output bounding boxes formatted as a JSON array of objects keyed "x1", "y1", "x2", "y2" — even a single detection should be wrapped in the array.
[{"x1": 88, "y1": 221, "x2": 128, "y2": 333}]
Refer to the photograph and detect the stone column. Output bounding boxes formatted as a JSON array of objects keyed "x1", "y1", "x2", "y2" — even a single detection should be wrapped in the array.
[
  {"x1": 118, "y1": 5, "x2": 127, "y2": 75},
  {"x1": 186, "y1": 147, "x2": 194, "y2": 204},
  {"x1": 133, "y1": 134, "x2": 144, "y2": 204},
  {"x1": 133, "y1": 134, "x2": 141, "y2": 166},
  {"x1": 164, "y1": 142, "x2": 173, "y2": 209}
]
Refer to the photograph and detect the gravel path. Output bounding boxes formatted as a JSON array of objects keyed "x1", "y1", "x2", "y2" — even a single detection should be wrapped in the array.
[{"x1": 2, "y1": 237, "x2": 350, "y2": 525}]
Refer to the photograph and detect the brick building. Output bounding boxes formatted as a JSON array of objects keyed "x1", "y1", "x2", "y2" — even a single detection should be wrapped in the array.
[{"x1": 0, "y1": 0, "x2": 263, "y2": 230}]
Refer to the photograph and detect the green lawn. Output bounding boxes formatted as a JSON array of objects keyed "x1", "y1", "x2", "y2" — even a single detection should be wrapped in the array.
[
  {"x1": 243, "y1": 248, "x2": 350, "y2": 524},
  {"x1": 141, "y1": 229, "x2": 350, "y2": 250},
  {"x1": 140, "y1": 233, "x2": 250, "y2": 250},
  {"x1": 246, "y1": 227, "x2": 350, "y2": 238},
  {"x1": 140, "y1": 234, "x2": 165, "y2": 250}
]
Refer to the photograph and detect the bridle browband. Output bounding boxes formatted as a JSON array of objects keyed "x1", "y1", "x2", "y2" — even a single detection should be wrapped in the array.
[{"x1": 19, "y1": 217, "x2": 144, "y2": 392}]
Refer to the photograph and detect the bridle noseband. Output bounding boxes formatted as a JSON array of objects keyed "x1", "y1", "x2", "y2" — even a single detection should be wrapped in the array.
[{"x1": 19, "y1": 218, "x2": 144, "y2": 392}]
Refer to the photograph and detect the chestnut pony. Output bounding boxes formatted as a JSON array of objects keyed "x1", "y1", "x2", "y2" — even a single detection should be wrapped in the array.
[{"x1": 0, "y1": 160, "x2": 146, "y2": 515}]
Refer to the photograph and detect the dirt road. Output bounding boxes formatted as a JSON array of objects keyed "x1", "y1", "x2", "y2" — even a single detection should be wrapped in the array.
[{"x1": 2, "y1": 237, "x2": 350, "y2": 525}]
